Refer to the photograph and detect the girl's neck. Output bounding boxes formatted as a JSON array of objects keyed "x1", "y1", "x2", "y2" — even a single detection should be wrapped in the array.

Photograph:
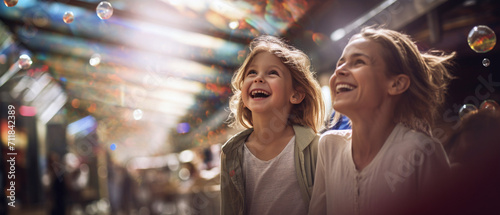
[
  {"x1": 250, "y1": 114, "x2": 293, "y2": 145},
  {"x1": 349, "y1": 112, "x2": 397, "y2": 171},
  {"x1": 246, "y1": 115, "x2": 295, "y2": 161}
]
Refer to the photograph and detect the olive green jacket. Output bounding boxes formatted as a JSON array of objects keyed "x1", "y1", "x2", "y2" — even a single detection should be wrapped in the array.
[{"x1": 220, "y1": 125, "x2": 319, "y2": 215}]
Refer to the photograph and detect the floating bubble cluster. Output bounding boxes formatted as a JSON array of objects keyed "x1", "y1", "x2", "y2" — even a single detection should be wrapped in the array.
[
  {"x1": 18, "y1": 54, "x2": 33, "y2": 69},
  {"x1": 459, "y1": 104, "x2": 478, "y2": 119},
  {"x1": 96, "y1": 1, "x2": 113, "y2": 20},
  {"x1": 63, "y1": 11, "x2": 74, "y2": 24},
  {"x1": 467, "y1": 25, "x2": 496, "y2": 53},
  {"x1": 4, "y1": 0, "x2": 18, "y2": 7}
]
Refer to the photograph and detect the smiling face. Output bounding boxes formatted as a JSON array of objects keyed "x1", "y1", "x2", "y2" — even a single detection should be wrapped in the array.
[
  {"x1": 241, "y1": 51, "x2": 295, "y2": 115},
  {"x1": 330, "y1": 36, "x2": 392, "y2": 117}
]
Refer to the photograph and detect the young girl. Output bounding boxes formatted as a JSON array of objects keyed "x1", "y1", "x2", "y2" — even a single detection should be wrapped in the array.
[
  {"x1": 221, "y1": 35, "x2": 325, "y2": 215},
  {"x1": 309, "y1": 27, "x2": 453, "y2": 215}
]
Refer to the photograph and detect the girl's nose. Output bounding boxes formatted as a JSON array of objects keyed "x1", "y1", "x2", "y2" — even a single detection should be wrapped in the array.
[
  {"x1": 254, "y1": 76, "x2": 264, "y2": 83},
  {"x1": 335, "y1": 66, "x2": 348, "y2": 77}
]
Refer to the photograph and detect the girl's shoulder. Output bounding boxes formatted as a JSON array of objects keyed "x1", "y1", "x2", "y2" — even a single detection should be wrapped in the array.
[
  {"x1": 321, "y1": 129, "x2": 352, "y2": 140},
  {"x1": 396, "y1": 124, "x2": 439, "y2": 145},
  {"x1": 318, "y1": 129, "x2": 352, "y2": 151},
  {"x1": 392, "y1": 124, "x2": 442, "y2": 154},
  {"x1": 221, "y1": 128, "x2": 253, "y2": 153}
]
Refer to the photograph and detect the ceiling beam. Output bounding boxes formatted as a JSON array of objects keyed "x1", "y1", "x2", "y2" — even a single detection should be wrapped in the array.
[{"x1": 313, "y1": 0, "x2": 449, "y2": 73}]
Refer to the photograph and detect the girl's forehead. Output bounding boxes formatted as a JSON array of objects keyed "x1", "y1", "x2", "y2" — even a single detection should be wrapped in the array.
[
  {"x1": 342, "y1": 37, "x2": 383, "y2": 58},
  {"x1": 248, "y1": 52, "x2": 283, "y2": 65}
]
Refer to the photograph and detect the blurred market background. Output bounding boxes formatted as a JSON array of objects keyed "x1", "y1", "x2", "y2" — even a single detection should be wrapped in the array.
[{"x1": 0, "y1": 0, "x2": 499, "y2": 214}]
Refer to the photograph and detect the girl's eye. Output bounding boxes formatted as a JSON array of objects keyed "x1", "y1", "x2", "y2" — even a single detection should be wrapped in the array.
[
  {"x1": 354, "y1": 59, "x2": 365, "y2": 65},
  {"x1": 336, "y1": 61, "x2": 345, "y2": 69},
  {"x1": 247, "y1": 70, "x2": 257, "y2": 76},
  {"x1": 269, "y1": 70, "x2": 279, "y2": 75}
]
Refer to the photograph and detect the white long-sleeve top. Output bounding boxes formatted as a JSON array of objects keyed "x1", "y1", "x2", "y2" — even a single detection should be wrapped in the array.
[{"x1": 309, "y1": 123, "x2": 450, "y2": 215}]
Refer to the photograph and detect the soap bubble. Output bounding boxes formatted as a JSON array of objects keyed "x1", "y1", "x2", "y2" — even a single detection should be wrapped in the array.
[
  {"x1": 20, "y1": 24, "x2": 38, "y2": 38},
  {"x1": 33, "y1": 11, "x2": 50, "y2": 27},
  {"x1": 96, "y1": 1, "x2": 113, "y2": 20},
  {"x1": 479, "y1": 100, "x2": 499, "y2": 111},
  {"x1": 482, "y1": 58, "x2": 490, "y2": 67},
  {"x1": 18, "y1": 54, "x2": 33, "y2": 69},
  {"x1": 63, "y1": 11, "x2": 74, "y2": 24},
  {"x1": 458, "y1": 104, "x2": 478, "y2": 119},
  {"x1": 467, "y1": 25, "x2": 496, "y2": 53},
  {"x1": 4, "y1": 0, "x2": 18, "y2": 7}
]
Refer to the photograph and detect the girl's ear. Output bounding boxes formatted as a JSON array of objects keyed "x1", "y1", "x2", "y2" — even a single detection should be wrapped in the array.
[
  {"x1": 290, "y1": 91, "x2": 305, "y2": 104},
  {"x1": 388, "y1": 74, "x2": 410, "y2": 95}
]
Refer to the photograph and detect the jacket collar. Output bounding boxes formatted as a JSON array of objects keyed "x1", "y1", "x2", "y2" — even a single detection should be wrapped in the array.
[
  {"x1": 293, "y1": 125, "x2": 317, "y2": 151},
  {"x1": 221, "y1": 125, "x2": 316, "y2": 154},
  {"x1": 221, "y1": 128, "x2": 253, "y2": 154}
]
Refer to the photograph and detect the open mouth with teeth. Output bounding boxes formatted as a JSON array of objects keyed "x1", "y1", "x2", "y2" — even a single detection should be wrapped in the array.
[
  {"x1": 250, "y1": 90, "x2": 271, "y2": 98},
  {"x1": 336, "y1": 84, "x2": 356, "y2": 94}
]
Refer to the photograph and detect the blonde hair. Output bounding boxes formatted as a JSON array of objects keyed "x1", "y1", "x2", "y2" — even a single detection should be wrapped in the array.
[
  {"x1": 355, "y1": 26, "x2": 455, "y2": 134},
  {"x1": 228, "y1": 35, "x2": 325, "y2": 133}
]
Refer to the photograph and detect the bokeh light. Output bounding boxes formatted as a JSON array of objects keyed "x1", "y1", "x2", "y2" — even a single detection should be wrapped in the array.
[
  {"x1": 110, "y1": 143, "x2": 117, "y2": 151},
  {"x1": 468, "y1": 25, "x2": 496, "y2": 53},
  {"x1": 177, "y1": 122, "x2": 190, "y2": 134},
  {"x1": 479, "y1": 99, "x2": 499, "y2": 111},
  {"x1": 63, "y1": 11, "x2": 75, "y2": 24},
  {"x1": 0, "y1": 54, "x2": 6, "y2": 64},
  {"x1": 229, "y1": 21, "x2": 239, "y2": 30},
  {"x1": 482, "y1": 58, "x2": 490, "y2": 67},
  {"x1": 4, "y1": 0, "x2": 17, "y2": 7},
  {"x1": 71, "y1": 98, "x2": 80, "y2": 108},
  {"x1": 88, "y1": 103, "x2": 97, "y2": 113},
  {"x1": 89, "y1": 54, "x2": 101, "y2": 66},
  {"x1": 459, "y1": 104, "x2": 478, "y2": 119},
  {"x1": 96, "y1": 1, "x2": 114, "y2": 20},
  {"x1": 18, "y1": 54, "x2": 33, "y2": 69},
  {"x1": 178, "y1": 168, "x2": 190, "y2": 180},
  {"x1": 166, "y1": 155, "x2": 180, "y2": 171},
  {"x1": 179, "y1": 150, "x2": 194, "y2": 163},
  {"x1": 312, "y1": 33, "x2": 326, "y2": 46},
  {"x1": 133, "y1": 109, "x2": 143, "y2": 120}
]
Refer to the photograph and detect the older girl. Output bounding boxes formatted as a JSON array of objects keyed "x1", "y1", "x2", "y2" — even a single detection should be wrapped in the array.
[{"x1": 309, "y1": 27, "x2": 454, "y2": 215}]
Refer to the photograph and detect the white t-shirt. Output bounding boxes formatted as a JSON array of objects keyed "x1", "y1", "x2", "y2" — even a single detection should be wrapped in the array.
[
  {"x1": 243, "y1": 136, "x2": 308, "y2": 215},
  {"x1": 309, "y1": 124, "x2": 450, "y2": 215}
]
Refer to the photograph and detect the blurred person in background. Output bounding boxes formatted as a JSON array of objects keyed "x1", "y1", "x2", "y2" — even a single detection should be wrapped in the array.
[{"x1": 400, "y1": 109, "x2": 500, "y2": 215}]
